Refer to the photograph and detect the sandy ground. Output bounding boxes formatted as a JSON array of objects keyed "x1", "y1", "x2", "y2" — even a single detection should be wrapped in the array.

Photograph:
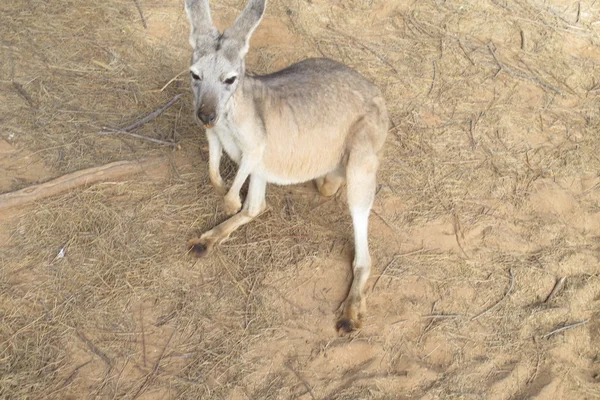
[{"x1": 1, "y1": 0, "x2": 600, "y2": 399}]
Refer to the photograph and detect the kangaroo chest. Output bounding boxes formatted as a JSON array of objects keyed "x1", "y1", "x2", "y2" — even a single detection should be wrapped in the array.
[{"x1": 211, "y1": 123, "x2": 243, "y2": 164}]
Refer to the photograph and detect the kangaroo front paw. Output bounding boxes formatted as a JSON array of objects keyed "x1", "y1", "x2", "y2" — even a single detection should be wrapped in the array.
[
  {"x1": 212, "y1": 180, "x2": 227, "y2": 196},
  {"x1": 188, "y1": 236, "x2": 216, "y2": 258},
  {"x1": 223, "y1": 194, "x2": 242, "y2": 216}
]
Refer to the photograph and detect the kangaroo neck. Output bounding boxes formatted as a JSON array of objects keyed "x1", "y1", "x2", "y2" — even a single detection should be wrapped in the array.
[{"x1": 229, "y1": 73, "x2": 267, "y2": 121}]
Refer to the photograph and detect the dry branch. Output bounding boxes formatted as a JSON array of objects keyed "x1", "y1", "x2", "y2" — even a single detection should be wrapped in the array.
[
  {"x1": 98, "y1": 94, "x2": 181, "y2": 134},
  {"x1": 0, "y1": 156, "x2": 168, "y2": 211}
]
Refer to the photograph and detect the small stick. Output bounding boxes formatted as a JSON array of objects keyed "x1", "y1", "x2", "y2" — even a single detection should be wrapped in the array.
[
  {"x1": 422, "y1": 344, "x2": 440, "y2": 360},
  {"x1": 160, "y1": 70, "x2": 188, "y2": 92},
  {"x1": 132, "y1": 329, "x2": 175, "y2": 399},
  {"x1": 457, "y1": 40, "x2": 475, "y2": 66},
  {"x1": 244, "y1": 276, "x2": 259, "y2": 329},
  {"x1": 328, "y1": 26, "x2": 398, "y2": 74},
  {"x1": 544, "y1": 277, "x2": 566, "y2": 303},
  {"x1": 543, "y1": 319, "x2": 590, "y2": 339},
  {"x1": 12, "y1": 81, "x2": 35, "y2": 107},
  {"x1": 285, "y1": 362, "x2": 316, "y2": 400},
  {"x1": 577, "y1": 181, "x2": 600, "y2": 199},
  {"x1": 372, "y1": 257, "x2": 398, "y2": 293},
  {"x1": 486, "y1": 44, "x2": 562, "y2": 94},
  {"x1": 471, "y1": 269, "x2": 514, "y2": 321},
  {"x1": 133, "y1": 0, "x2": 147, "y2": 29},
  {"x1": 488, "y1": 43, "x2": 503, "y2": 78},
  {"x1": 453, "y1": 213, "x2": 470, "y2": 259},
  {"x1": 76, "y1": 331, "x2": 113, "y2": 369},
  {"x1": 98, "y1": 94, "x2": 181, "y2": 135},
  {"x1": 100, "y1": 129, "x2": 179, "y2": 147},
  {"x1": 489, "y1": 0, "x2": 510, "y2": 11},
  {"x1": 418, "y1": 300, "x2": 438, "y2": 344},
  {"x1": 371, "y1": 248, "x2": 425, "y2": 292},
  {"x1": 61, "y1": 360, "x2": 92, "y2": 388},
  {"x1": 140, "y1": 303, "x2": 147, "y2": 368},
  {"x1": 421, "y1": 314, "x2": 462, "y2": 319},
  {"x1": 428, "y1": 60, "x2": 437, "y2": 96},
  {"x1": 467, "y1": 119, "x2": 478, "y2": 150}
]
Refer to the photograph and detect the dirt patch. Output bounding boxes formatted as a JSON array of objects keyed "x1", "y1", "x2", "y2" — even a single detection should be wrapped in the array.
[{"x1": 1, "y1": 0, "x2": 600, "y2": 399}]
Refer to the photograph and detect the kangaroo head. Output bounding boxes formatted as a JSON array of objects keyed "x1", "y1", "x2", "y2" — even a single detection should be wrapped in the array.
[{"x1": 185, "y1": 0, "x2": 266, "y2": 128}]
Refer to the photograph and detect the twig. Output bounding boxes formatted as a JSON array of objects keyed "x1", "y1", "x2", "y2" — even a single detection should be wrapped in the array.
[
  {"x1": 471, "y1": 269, "x2": 514, "y2": 321},
  {"x1": 217, "y1": 252, "x2": 248, "y2": 297},
  {"x1": 61, "y1": 360, "x2": 92, "y2": 388},
  {"x1": 467, "y1": 118, "x2": 478, "y2": 150},
  {"x1": 421, "y1": 314, "x2": 462, "y2": 319},
  {"x1": 133, "y1": 0, "x2": 147, "y2": 29},
  {"x1": 285, "y1": 362, "x2": 315, "y2": 400},
  {"x1": 488, "y1": 43, "x2": 504, "y2": 78},
  {"x1": 457, "y1": 40, "x2": 475, "y2": 66},
  {"x1": 453, "y1": 213, "x2": 470, "y2": 259},
  {"x1": 428, "y1": 60, "x2": 437, "y2": 96},
  {"x1": 489, "y1": 0, "x2": 511, "y2": 11},
  {"x1": 371, "y1": 248, "x2": 424, "y2": 292},
  {"x1": 160, "y1": 70, "x2": 188, "y2": 92},
  {"x1": 543, "y1": 319, "x2": 590, "y2": 339},
  {"x1": 76, "y1": 331, "x2": 113, "y2": 369},
  {"x1": 487, "y1": 43, "x2": 562, "y2": 94},
  {"x1": 245, "y1": 276, "x2": 259, "y2": 329},
  {"x1": 577, "y1": 181, "x2": 600, "y2": 199},
  {"x1": 140, "y1": 303, "x2": 147, "y2": 368},
  {"x1": 98, "y1": 94, "x2": 181, "y2": 135},
  {"x1": 418, "y1": 300, "x2": 439, "y2": 344},
  {"x1": 328, "y1": 26, "x2": 398, "y2": 74},
  {"x1": 422, "y1": 344, "x2": 440, "y2": 360},
  {"x1": 12, "y1": 81, "x2": 35, "y2": 107},
  {"x1": 132, "y1": 329, "x2": 175, "y2": 399},
  {"x1": 371, "y1": 209, "x2": 400, "y2": 236},
  {"x1": 544, "y1": 277, "x2": 566, "y2": 303},
  {"x1": 372, "y1": 257, "x2": 398, "y2": 293},
  {"x1": 100, "y1": 129, "x2": 179, "y2": 147}
]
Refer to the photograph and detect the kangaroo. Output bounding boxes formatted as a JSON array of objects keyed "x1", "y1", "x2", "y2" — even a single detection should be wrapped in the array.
[{"x1": 184, "y1": 0, "x2": 388, "y2": 334}]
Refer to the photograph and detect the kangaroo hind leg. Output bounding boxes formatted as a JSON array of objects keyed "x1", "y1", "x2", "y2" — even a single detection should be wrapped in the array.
[
  {"x1": 336, "y1": 142, "x2": 378, "y2": 334},
  {"x1": 315, "y1": 164, "x2": 346, "y2": 197}
]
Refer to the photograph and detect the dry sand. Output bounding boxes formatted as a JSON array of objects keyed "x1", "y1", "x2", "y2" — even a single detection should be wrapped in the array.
[{"x1": 1, "y1": 0, "x2": 599, "y2": 398}]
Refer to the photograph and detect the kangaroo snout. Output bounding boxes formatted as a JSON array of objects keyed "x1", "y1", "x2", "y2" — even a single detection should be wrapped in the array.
[
  {"x1": 197, "y1": 109, "x2": 217, "y2": 126},
  {"x1": 197, "y1": 104, "x2": 217, "y2": 127}
]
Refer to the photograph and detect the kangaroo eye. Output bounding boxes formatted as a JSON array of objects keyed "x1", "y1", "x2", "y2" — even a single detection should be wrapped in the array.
[
  {"x1": 190, "y1": 72, "x2": 201, "y2": 81},
  {"x1": 224, "y1": 76, "x2": 237, "y2": 85}
]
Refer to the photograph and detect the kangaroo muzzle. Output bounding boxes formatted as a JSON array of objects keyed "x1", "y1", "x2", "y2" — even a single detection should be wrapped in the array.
[{"x1": 197, "y1": 100, "x2": 218, "y2": 128}]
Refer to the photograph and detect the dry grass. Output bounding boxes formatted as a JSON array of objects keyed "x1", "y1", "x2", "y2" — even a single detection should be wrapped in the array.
[{"x1": 2, "y1": 0, "x2": 600, "y2": 399}]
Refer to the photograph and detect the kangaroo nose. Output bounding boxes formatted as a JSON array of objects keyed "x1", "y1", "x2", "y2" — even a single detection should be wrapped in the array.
[{"x1": 197, "y1": 110, "x2": 217, "y2": 126}]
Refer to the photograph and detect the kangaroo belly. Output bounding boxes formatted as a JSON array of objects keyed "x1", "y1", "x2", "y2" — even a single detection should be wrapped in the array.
[{"x1": 259, "y1": 136, "x2": 345, "y2": 185}]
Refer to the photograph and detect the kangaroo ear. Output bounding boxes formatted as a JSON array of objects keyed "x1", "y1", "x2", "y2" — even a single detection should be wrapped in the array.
[
  {"x1": 184, "y1": 0, "x2": 219, "y2": 48},
  {"x1": 222, "y1": 0, "x2": 266, "y2": 58}
]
